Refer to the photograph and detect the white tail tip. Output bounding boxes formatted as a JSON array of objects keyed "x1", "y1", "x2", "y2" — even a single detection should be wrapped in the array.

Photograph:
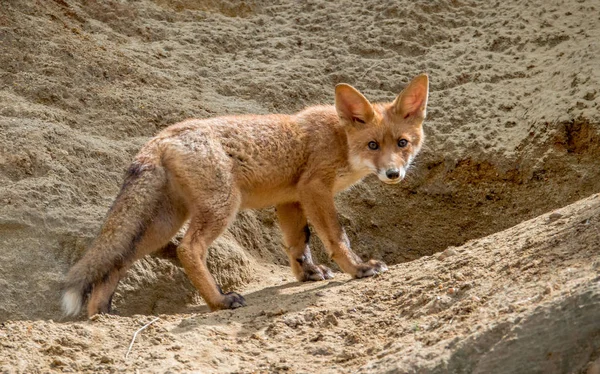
[{"x1": 62, "y1": 288, "x2": 83, "y2": 316}]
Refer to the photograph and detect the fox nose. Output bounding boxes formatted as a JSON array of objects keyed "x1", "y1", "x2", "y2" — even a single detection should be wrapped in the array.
[{"x1": 386, "y1": 169, "x2": 400, "y2": 180}]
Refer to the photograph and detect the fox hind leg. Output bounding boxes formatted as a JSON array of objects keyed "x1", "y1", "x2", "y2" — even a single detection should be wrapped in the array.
[
  {"x1": 177, "y1": 192, "x2": 246, "y2": 311},
  {"x1": 276, "y1": 202, "x2": 334, "y2": 281}
]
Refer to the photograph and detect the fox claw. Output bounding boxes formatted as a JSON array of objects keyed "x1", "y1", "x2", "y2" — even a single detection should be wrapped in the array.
[
  {"x1": 355, "y1": 259, "x2": 388, "y2": 278},
  {"x1": 298, "y1": 262, "x2": 335, "y2": 282},
  {"x1": 303, "y1": 264, "x2": 335, "y2": 281},
  {"x1": 222, "y1": 291, "x2": 246, "y2": 309}
]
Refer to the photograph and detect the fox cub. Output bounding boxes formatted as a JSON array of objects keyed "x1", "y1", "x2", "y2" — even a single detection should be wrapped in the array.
[{"x1": 62, "y1": 74, "x2": 429, "y2": 317}]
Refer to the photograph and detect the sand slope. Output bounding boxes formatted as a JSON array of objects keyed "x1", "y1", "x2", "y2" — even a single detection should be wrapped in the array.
[
  {"x1": 0, "y1": 0, "x2": 599, "y2": 372},
  {"x1": 2, "y1": 195, "x2": 599, "y2": 372}
]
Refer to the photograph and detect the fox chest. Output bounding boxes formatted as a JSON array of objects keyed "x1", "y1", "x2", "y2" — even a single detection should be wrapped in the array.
[
  {"x1": 333, "y1": 168, "x2": 371, "y2": 193},
  {"x1": 239, "y1": 169, "x2": 369, "y2": 209}
]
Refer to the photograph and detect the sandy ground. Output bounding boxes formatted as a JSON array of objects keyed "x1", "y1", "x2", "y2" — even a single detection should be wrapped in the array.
[
  {"x1": 0, "y1": 0, "x2": 599, "y2": 372},
  {"x1": 2, "y1": 195, "x2": 599, "y2": 372}
]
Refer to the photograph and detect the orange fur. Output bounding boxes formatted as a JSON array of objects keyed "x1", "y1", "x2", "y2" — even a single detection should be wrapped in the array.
[{"x1": 61, "y1": 74, "x2": 430, "y2": 317}]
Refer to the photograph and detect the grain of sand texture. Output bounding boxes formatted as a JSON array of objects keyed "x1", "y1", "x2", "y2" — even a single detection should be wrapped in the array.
[{"x1": 0, "y1": 0, "x2": 599, "y2": 372}]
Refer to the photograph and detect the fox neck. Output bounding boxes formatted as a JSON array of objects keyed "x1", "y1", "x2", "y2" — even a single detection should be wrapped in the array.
[{"x1": 333, "y1": 156, "x2": 373, "y2": 193}]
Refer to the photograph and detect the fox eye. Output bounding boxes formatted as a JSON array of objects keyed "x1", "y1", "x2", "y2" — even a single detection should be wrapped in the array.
[
  {"x1": 368, "y1": 141, "x2": 379, "y2": 150},
  {"x1": 397, "y1": 139, "x2": 409, "y2": 148},
  {"x1": 353, "y1": 117, "x2": 366, "y2": 124}
]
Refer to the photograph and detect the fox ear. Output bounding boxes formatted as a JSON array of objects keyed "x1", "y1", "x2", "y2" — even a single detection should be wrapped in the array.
[
  {"x1": 335, "y1": 84, "x2": 374, "y2": 125},
  {"x1": 392, "y1": 74, "x2": 429, "y2": 120}
]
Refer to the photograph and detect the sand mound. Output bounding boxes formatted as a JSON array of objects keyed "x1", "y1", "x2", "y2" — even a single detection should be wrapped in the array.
[{"x1": 0, "y1": 0, "x2": 599, "y2": 372}]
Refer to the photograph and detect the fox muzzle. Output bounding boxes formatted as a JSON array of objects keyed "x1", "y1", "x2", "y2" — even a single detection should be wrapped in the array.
[{"x1": 378, "y1": 167, "x2": 405, "y2": 184}]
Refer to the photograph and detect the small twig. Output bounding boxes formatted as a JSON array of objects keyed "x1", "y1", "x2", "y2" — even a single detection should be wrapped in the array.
[
  {"x1": 125, "y1": 317, "x2": 160, "y2": 359},
  {"x1": 359, "y1": 61, "x2": 384, "y2": 80}
]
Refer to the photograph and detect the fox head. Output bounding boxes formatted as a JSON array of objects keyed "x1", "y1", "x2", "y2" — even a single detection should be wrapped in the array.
[{"x1": 335, "y1": 74, "x2": 429, "y2": 184}]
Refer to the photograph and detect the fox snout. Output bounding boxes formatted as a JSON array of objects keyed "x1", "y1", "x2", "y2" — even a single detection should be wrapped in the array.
[
  {"x1": 386, "y1": 169, "x2": 400, "y2": 180},
  {"x1": 377, "y1": 167, "x2": 406, "y2": 184}
]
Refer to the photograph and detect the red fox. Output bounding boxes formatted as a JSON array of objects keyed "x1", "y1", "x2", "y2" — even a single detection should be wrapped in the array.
[{"x1": 62, "y1": 74, "x2": 429, "y2": 317}]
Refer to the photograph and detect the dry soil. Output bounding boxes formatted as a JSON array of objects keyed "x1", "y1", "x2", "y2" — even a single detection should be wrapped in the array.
[{"x1": 0, "y1": 0, "x2": 599, "y2": 373}]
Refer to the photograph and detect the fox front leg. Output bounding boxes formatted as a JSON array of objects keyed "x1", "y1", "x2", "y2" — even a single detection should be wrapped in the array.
[
  {"x1": 276, "y1": 202, "x2": 334, "y2": 281},
  {"x1": 297, "y1": 179, "x2": 388, "y2": 278}
]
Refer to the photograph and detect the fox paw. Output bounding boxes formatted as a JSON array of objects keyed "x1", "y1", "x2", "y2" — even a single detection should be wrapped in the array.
[
  {"x1": 220, "y1": 291, "x2": 247, "y2": 309},
  {"x1": 355, "y1": 259, "x2": 388, "y2": 278},
  {"x1": 300, "y1": 263, "x2": 335, "y2": 282}
]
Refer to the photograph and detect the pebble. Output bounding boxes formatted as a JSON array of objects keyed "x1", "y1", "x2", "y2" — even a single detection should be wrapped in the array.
[
  {"x1": 437, "y1": 247, "x2": 459, "y2": 260},
  {"x1": 311, "y1": 347, "x2": 334, "y2": 356},
  {"x1": 547, "y1": 212, "x2": 564, "y2": 223},
  {"x1": 322, "y1": 313, "x2": 339, "y2": 327},
  {"x1": 51, "y1": 358, "x2": 67, "y2": 367}
]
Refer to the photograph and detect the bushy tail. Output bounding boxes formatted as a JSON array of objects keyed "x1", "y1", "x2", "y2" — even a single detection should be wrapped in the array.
[{"x1": 62, "y1": 160, "x2": 167, "y2": 316}]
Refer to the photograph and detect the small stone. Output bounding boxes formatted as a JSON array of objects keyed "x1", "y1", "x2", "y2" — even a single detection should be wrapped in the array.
[
  {"x1": 265, "y1": 309, "x2": 287, "y2": 317},
  {"x1": 345, "y1": 333, "x2": 361, "y2": 345},
  {"x1": 311, "y1": 347, "x2": 334, "y2": 356},
  {"x1": 51, "y1": 358, "x2": 67, "y2": 367},
  {"x1": 438, "y1": 247, "x2": 459, "y2": 260},
  {"x1": 174, "y1": 354, "x2": 190, "y2": 363},
  {"x1": 322, "y1": 313, "x2": 339, "y2": 327},
  {"x1": 283, "y1": 316, "x2": 304, "y2": 328},
  {"x1": 548, "y1": 212, "x2": 563, "y2": 222}
]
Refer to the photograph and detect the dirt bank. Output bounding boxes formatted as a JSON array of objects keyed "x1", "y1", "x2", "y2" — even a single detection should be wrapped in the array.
[{"x1": 0, "y1": 0, "x2": 599, "y2": 372}]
